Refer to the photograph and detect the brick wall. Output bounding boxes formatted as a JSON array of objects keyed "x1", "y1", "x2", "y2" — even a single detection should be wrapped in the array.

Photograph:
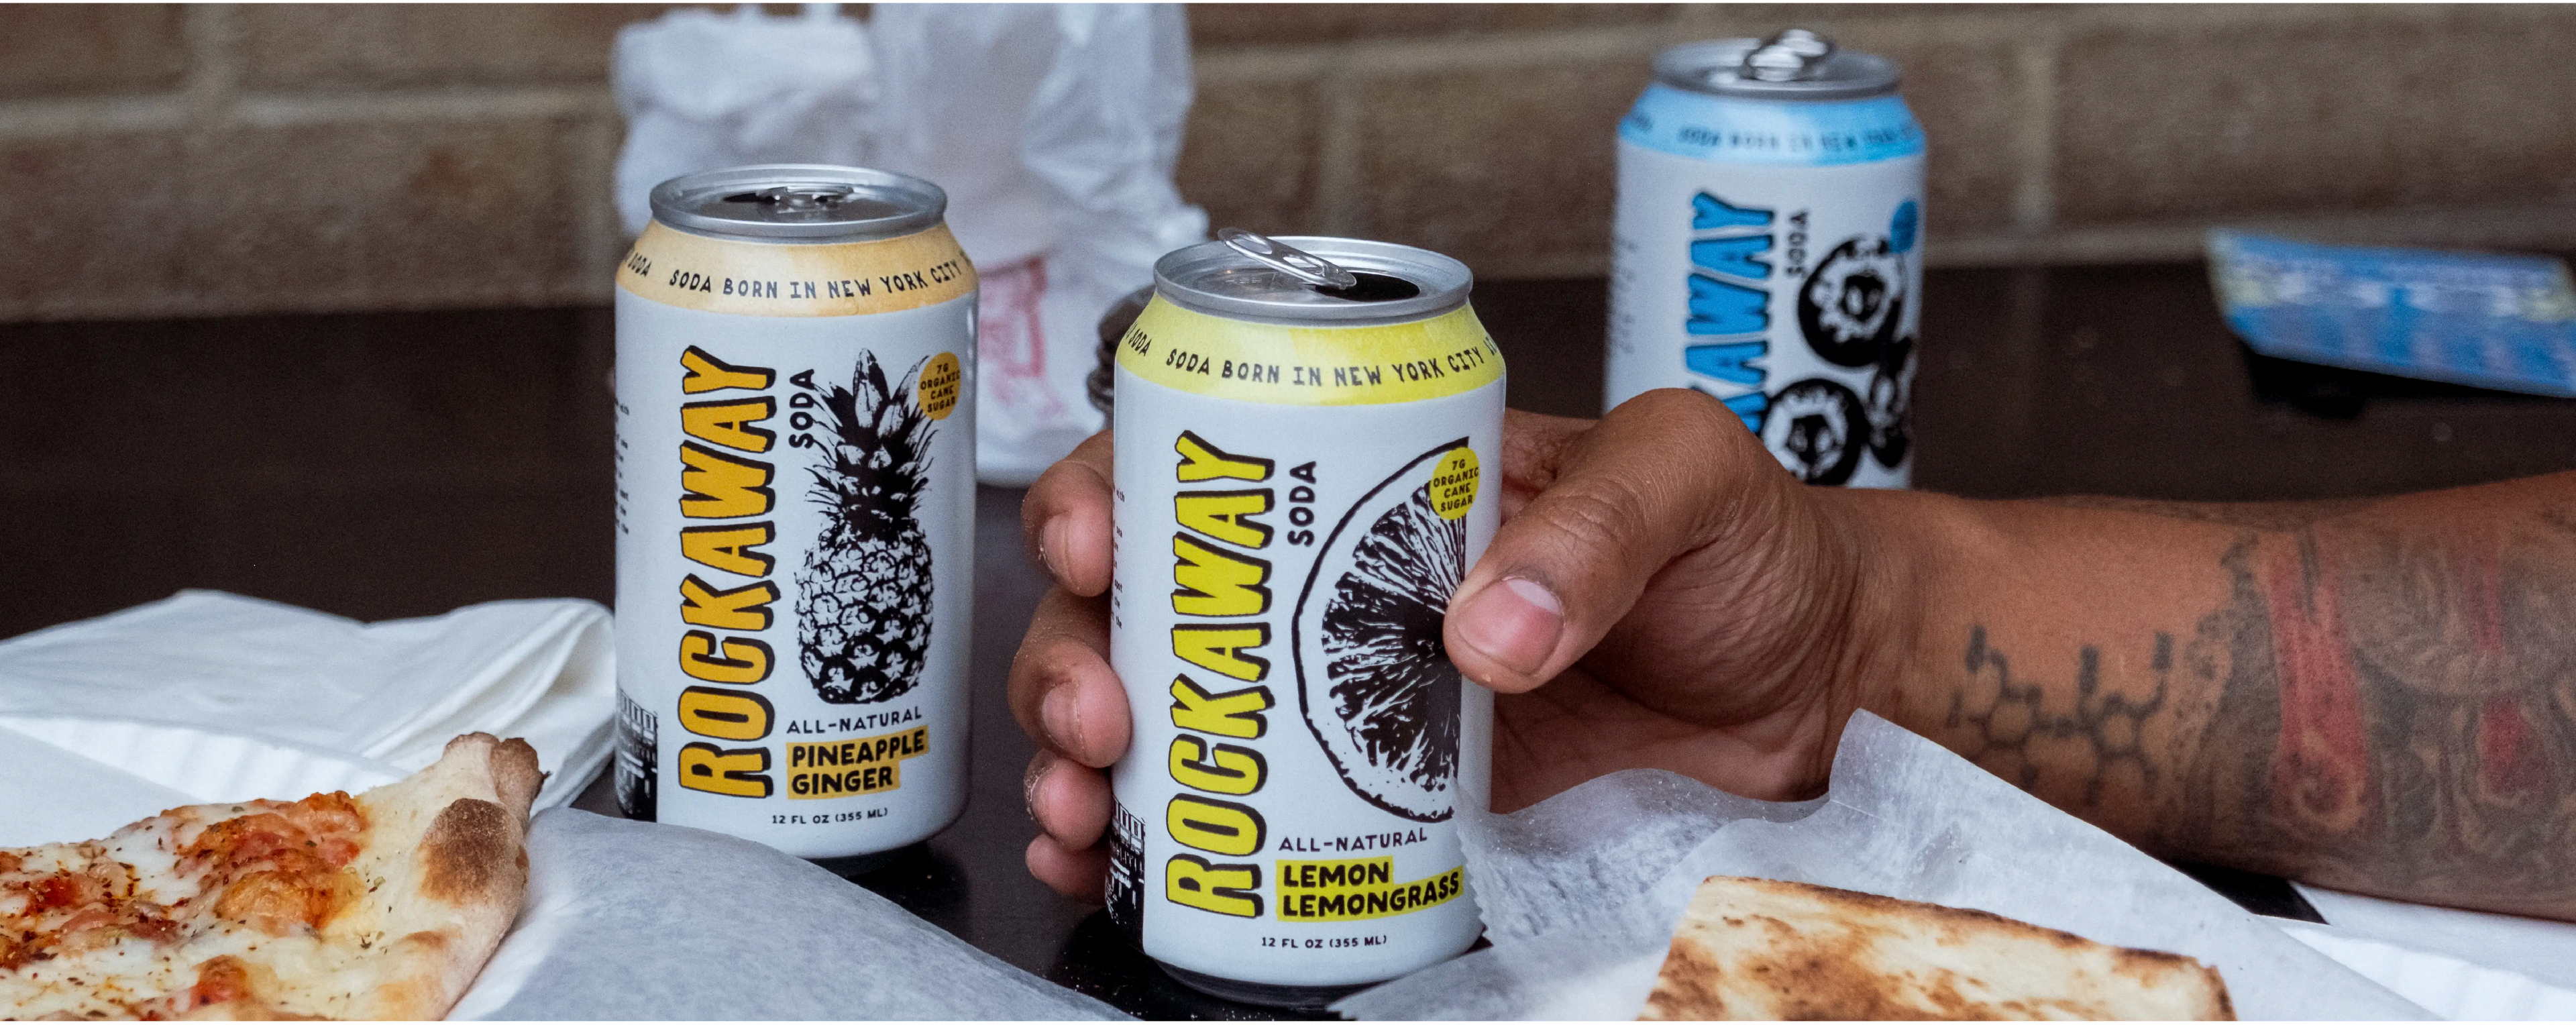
[{"x1": 6, "y1": 3, "x2": 2575, "y2": 322}]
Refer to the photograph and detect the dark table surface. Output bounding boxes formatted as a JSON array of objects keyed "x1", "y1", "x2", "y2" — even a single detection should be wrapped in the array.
[
  {"x1": 11, "y1": 262, "x2": 2575, "y2": 1018},
  {"x1": 563, "y1": 486, "x2": 1363, "y2": 1020},
  {"x1": 562, "y1": 486, "x2": 2320, "y2": 1020}
]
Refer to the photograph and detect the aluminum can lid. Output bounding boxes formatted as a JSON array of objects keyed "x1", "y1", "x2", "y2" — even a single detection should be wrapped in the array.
[
  {"x1": 648, "y1": 164, "x2": 947, "y2": 242},
  {"x1": 1154, "y1": 235, "x2": 1472, "y2": 326},
  {"x1": 1654, "y1": 32, "x2": 1901, "y2": 101}
]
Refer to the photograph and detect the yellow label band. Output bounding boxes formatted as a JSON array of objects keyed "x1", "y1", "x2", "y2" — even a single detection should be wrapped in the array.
[
  {"x1": 619, "y1": 221, "x2": 977, "y2": 317},
  {"x1": 785, "y1": 725, "x2": 928, "y2": 799},
  {"x1": 1116, "y1": 299, "x2": 1503, "y2": 405},
  {"x1": 1274, "y1": 857, "x2": 1466, "y2": 921}
]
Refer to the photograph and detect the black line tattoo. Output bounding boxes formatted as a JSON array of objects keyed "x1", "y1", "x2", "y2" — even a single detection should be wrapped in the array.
[{"x1": 1949, "y1": 626, "x2": 2169, "y2": 806}]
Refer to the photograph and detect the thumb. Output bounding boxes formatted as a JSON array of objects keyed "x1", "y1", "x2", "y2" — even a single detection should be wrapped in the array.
[{"x1": 1444, "y1": 388, "x2": 1804, "y2": 692}]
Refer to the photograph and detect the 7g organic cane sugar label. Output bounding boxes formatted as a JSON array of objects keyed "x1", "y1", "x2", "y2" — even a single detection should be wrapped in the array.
[
  {"x1": 1107, "y1": 294, "x2": 1502, "y2": 989},
  {"x1": 612, "y1": 222, "x2": 978, "y2": 859}
]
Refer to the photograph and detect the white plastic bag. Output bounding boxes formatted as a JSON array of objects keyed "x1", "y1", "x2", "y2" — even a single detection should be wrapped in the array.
[
  {"x1": 613, "y1": 3, "x2": 1206, "y2": 485},
  {"x1": 611, "y1": 5, "x2": 878, "y2": 233}
]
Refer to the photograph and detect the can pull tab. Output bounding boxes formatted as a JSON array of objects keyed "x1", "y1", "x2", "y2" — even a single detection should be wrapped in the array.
[
  {"x1": 1220, "y1": 227, "x2": 1361, "y2": 290},
  {"x1": 1742, "y1": 28, "x2": 1835, "y2": 82},
  {"x1": 724, "y1": 184, "x2": 855, "y2": 212}
]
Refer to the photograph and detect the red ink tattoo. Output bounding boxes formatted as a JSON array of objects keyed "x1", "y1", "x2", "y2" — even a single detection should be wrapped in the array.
[
  {"x1": 2479, "y1": 697, "x2": 2543, "y2": 801},
  {"x1": 2263, "y1": 542, "x2": 2372, "y2": 834}
]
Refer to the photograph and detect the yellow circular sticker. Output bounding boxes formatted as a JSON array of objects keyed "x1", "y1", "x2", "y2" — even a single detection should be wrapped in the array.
[
  {"x1": 1429, "y1": 447, "x2": 1479, "y2": 521},
  {"x1": 917, "y1": 352, "x2": 961, "y2": 421}
]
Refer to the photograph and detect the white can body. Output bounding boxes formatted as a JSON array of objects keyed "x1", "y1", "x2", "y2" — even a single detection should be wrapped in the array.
[
  {"x1": 612, "y1": 221, "x2": 977, "y2": 858},
  {"x1": 1106, "y1": 296, "x2": 1502, "y2": 989},
  {"x1": 1607, "y1": 86, "x2": 1925, "y2": 488}
]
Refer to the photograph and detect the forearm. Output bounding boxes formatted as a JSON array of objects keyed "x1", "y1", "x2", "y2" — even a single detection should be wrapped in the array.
[{"x1": 1845, "y1": 475, "x2": 2576, "y2": 918}]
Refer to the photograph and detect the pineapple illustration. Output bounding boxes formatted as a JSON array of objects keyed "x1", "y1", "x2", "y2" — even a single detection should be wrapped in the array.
[{"x1": 795, "y1": 352, "x2": 937, "y2": 704}]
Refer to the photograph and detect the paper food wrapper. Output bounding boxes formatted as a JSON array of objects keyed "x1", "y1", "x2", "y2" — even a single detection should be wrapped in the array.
[
  {"x1": 1337, "y1": 712, "x2": 2429, "y2": 1020},
  {"x1": 0, "y1": 590, "x2": 614, "y2": 813},
  {"x1": 450, "y1": 810, "x2": 1126, "y2": 1020},
  {"x1": 2279, "y1": 920, "x2": 2576, "y2": 1020}
]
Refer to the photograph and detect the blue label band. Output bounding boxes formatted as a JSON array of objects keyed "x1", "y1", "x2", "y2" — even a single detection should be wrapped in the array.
[{"x1": 1619, "y1": 85, "x2": 1924, "y2": 166}]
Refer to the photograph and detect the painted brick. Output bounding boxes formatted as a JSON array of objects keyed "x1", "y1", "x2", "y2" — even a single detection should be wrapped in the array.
[
  {"x1": 2056, "y1": 7, "x2": 2576, "y2": 224},
  {"x1": 1189, "y1": 3, "x2": 1671, "y2": 49},
  {"x1": 0, "y1": 133, "x2": 191, "y2": 320},
  {"x1": 237, "y1": 4, "x2": 671, "y2": 89},
  {"x1": 1349, "y1": 53, "x2": 1652, "y2": 276},
  {"x1": 0, "y1": 3, "x2": 186, "y2": 99},
  {"x1": 182, "y1": 117, "x2": 603, "y2": 313},
  {"x1": 1177, "y1": 72, "x2": 1324, "y2": 235},
  {"x1": 1, "y1": 118, "x2": 606, "y2": 321}
]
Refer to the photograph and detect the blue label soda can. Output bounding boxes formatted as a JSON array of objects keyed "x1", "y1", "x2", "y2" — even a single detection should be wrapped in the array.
[{"x1": 1606, "y1": 31, "x2": 1926, "y2": 487}]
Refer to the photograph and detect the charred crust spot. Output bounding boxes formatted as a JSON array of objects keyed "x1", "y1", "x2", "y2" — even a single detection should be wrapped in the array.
[
  {"x1": 419, "y1": 798, "x2": 522, "y2": 905},
  {"x1": 1641, "y1": 939, "x2": 1731, "y2": 1020},
  {"x1": 399, "y1": 929, "x2": 449, "y2": 951},
  {"x1": 2204, "y1": 973, "x2": 2237, "y2": 1020}
]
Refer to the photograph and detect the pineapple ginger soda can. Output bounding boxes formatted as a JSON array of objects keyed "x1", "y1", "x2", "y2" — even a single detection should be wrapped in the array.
[
  {"x1": 1607, "y1": 31, "x2": 1925, "y2": 488},
  {"x1": 612, "y1": 165, "x2": 977, "y2": 860},
  {"x1": 1107, "y1": 232, "x2": 1501, "y2": 1006}
]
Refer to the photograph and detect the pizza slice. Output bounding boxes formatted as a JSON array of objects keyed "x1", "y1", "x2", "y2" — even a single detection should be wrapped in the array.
[
  {"x1": 1640, "y1": 875, "x2": 2235, "y2": 1021},
  {"x1": 2, "y1": 733, "x2": 541, "y2": 1020}
]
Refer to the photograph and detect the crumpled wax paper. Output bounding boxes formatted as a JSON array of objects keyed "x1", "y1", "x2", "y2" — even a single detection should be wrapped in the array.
[
  {"x1": 1336, "y1": 712, "x2": 2428, "y2": 1020},
  {"x1": 449, "y1": 810, "x2": 1126, "y2": 1020}
]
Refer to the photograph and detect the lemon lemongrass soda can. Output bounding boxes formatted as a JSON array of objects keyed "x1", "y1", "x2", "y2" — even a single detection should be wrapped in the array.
[
  {"x1": 1607, "y1": 31, "x2": 1925, "y2": 487},
  {"x1": 1106, "y1": 231, "x2": 1501, "y2": 1006},
  {"x1": 612, "y1": 165, "x2": 977, "y2": 861}
]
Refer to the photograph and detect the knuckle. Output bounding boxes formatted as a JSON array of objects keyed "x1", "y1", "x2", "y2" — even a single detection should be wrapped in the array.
[
  {"x1": 1069, "y1": 427, "x2": 1116, "y2": 466},
  {"x1": 1534, "y1": 482, "x2": 1651, "y2": 558}
]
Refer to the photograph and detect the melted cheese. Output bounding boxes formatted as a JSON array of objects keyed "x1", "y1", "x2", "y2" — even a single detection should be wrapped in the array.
[
  {"x1": 103, "y1": 816, "x2": 191, "y2": 906},
  {"x1": 6, "y1": 741, "x2": 521, "y2": 1021},
  {"x1": 1, "y1": 799, "x2": 373, "y2": 1018}
]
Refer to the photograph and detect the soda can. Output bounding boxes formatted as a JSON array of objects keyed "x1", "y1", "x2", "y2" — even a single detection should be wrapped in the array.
[
  {"x1": 1606, "y1": 30, "x2": 1925, "y2": 487},
  {"x1": 1106, "y1": 231, "x2": 1502, "y2": 1006},
  {"x1": 612, "y1": 164, "x2": 977, "y2": 861}
]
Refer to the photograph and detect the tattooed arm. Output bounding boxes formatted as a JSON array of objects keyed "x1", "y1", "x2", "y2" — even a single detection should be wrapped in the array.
[
  {"x1": 1008, "y1": 394, "x2": 2576, "y2": 916},
  {"x1": 1859, "y1": 478, "x2": 2576, "y2": 917}
]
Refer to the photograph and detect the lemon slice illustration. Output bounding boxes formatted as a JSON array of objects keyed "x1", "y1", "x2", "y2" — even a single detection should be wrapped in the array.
[{"x1": 1291, "y1": 439, "x2": 1474, "y2": 822}]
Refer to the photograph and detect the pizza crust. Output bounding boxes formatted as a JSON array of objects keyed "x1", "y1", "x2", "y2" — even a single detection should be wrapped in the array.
[
  {"x1": 1639, "y1": 875, "x2": 2235, "y2": 1021},
  {"x1": 2, "y1": 733, "x2": 542, "y2": 1020},
  {"x1": 336, "y1": 733, "x2": 542, "y2": 1020}
]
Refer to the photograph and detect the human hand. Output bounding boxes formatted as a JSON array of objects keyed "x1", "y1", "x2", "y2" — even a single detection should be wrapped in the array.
[{"x1": 1010, "y1": 390, "x2": 1904, "y2": 901}]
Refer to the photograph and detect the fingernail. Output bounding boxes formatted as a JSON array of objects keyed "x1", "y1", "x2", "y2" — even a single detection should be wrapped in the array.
[
  {"x1": 1042, "y1": 685, "x2": 1084, "y2": 756},
  {"x1": 1040, "y1": 517, "x2": 1071, "y2": 581},
  {"x1": 1023, "y1": 750, "x2": 1055, "y2": 821},
  {"x1": 1454, "y1": 576, "x2": 1564, "y2": 678}
]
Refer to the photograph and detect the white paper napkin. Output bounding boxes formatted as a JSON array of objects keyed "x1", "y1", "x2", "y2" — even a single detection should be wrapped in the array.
[
  {"x1": 449, "y1": 809, "x2": 1127, "y2": 1020},
  {"x1": 2290, "y1": 882, "x2": 2576, "y2": 1007},
  {"x1": 1336, "y1": 712, "x2": 2429, "y2": 1020},
  {"x1": 2279, "y1": 920, "x2": 2576, "y2": 1020},
  {"x1": 0, "y1": 590, "x2": 616, "y2": 818},
  {"x1": 0, "y1": 724, "x2": 195, "y2": 847}
]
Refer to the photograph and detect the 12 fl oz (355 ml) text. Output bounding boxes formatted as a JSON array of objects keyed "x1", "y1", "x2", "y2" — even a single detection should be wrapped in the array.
[
  {"x1": 1258, "y1": 935, "x2": 1388, "y2": 949},
  {"x1": 771, "y1": 808, "x2": 889, "y2": 825}
]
